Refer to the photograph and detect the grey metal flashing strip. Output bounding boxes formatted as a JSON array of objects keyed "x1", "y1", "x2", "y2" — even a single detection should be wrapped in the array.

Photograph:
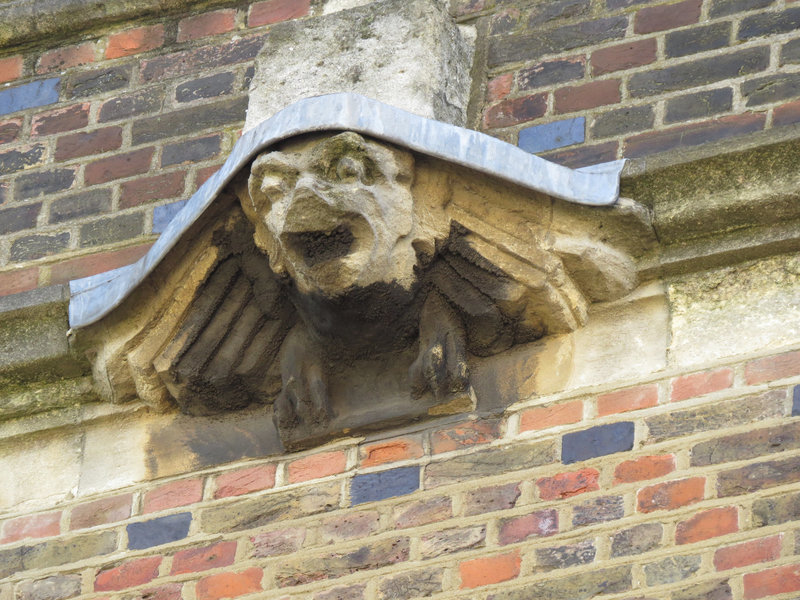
[{"x1": 69, "y1": 93, "x2": 625, "y2": 329}]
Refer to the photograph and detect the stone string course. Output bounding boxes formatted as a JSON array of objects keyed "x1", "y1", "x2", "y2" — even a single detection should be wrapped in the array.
[
  {"x1": 1, "y1": 347, "x2": 800, "y2": 599},
  {"x1": 0, "y1": 0, "x2": 798, "y2": 297}
]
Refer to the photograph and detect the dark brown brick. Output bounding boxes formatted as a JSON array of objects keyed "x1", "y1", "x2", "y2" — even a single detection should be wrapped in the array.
[
  {"x1": 483, "y1": 94, "x2": 547, "y2": 128},
  {"x1": 84, "y1": 147, "x2": 154, "y2": 185},
  {"x1": 176, "y1": 72, "x2": 235, "y2": 103},
  {"x1": 0, "y1": 145, "x2": 46, "y2": 175},
  {"x1": 31, "y1": 103, "x2": 89, "y2": 136},
  {"x1": 99, "y1": 87, "x2": 164, "y2": 123},
  {"x1": 0, "y1": 118, "x2": 21, "y2": 145},
  {"x1": 140, "y1": 36, "x2": 265, "y2": 83},
  {"x1": 490, "y1": 10, "x2": 520, "y2": 36},
  {"x1": 628, "y1": 47, "x2": 769, "y2": 97},
  {"x1": 528, "y1": 0, "x2": 590, "y2": 27},
  {"x1": 555, "y1": 79, "x2": 620, "y2": 113},
  {"x1": 15, "y1": 168, "x2": 75, "y2": 200},
  {"x1": 752, "y1": 490, "x2": 800, "y2": 526},
  {"x1": 79, "y1": 213, "x2": 144, "y2": 247},
  {"x1": 665, "y1": 88, "x2": 733, "y2": 123},
  {"x1": 635, "y1": 0, "x2": 702, "y2": 34},
  {"x1": 55, "y1": 126, "x2": 123, "y2": 161},
  {"x1": 718, "y1": 454, "x2": 800, "y2": 497},
  {"x1": 625, "y1": 113, "x2": 765, "y2": 158},
  {"x1": 572, "y1": 495, "x2": 624, "y2": 526},
  {"x1": 66, "y1": 65, "x2": 131, "y2": 99},
  {"x1": 666, "y1": 22, "x2": 731, "y2": 59},
  {"x1": 742, "y1": 73, "x2": 800, "y2": 107},
  {"x1": 591, "y1": 38, "x2": 657, "y2": 76},
  {"x1": 535, "y1": 539, "x2": 595, "y2": 570},
  {"x1": 132, "y1": 97, "x2": 247, "y2": 145},
  {"x1": 10, "y1": 233, "x2": 70, "y2": 262},
  {"x1": 592, "y1": 105, "x2": 654, "y2": 138},
  {"x1": 49, "y1": 189, "x2": 112, "y2": 224},
  {"x1": 463, "y1": 482, "x2": 521, "y2": 516},
  {"x1": 119, "y1": 172, "x2": 185, "y2": 208},
  {"x1": 518, "y1": 57, "x2": 585, "y2": 90},
  {"x1": 692, "y1": 421, "x2": 800, "y2": 467},
  {"x1": 710, "y1": 0, "x2": 772, "y2": 18},
  {"x1": 739, "y1": 6, "x2": 800, "y2": 40},
  {"x1": 161, "y1": 134, "x2": 222, "y2": 167},
  {"x1": 542, "y1": 141, "x2": 619, "y2": 168},
  {"x1": 488, "y1": 16, "x2": 628, "y2": 67},
  {"x1": 0, "y1": 202, "x2": 41, "y2": 235}
]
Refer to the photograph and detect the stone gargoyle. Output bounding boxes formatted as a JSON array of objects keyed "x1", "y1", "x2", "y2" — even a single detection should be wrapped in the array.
[{"x1": 69, "y1": 95, "x2": 653, "y2": 449}]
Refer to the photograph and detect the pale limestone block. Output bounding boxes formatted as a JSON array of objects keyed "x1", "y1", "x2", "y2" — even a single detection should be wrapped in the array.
[
  {"x1": 244, "y1": 0, "x2": 475, "y2": 130},
  {"x1": 568, "y1": 283, "x2": 669, "y2": 389},
  {"x1": 668, "y1": 253, "x2": 800, "y2": 369},
  {"x1": 322, "y1": 0, "x2": 372, "y2": 13},
  {"x1": 0, "y1": 430, "x2": 82, "y2": 511}
]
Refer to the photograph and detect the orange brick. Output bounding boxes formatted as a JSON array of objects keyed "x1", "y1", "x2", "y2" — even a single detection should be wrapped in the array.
[
  {"x1": 288, "y1": 450, "x2": 347, "y2": 483},
  {"x1": 676, "y1": 506, "x2": 738, "y2": 545},
  {"x1": 0, "y1": 266, "x2": 39, "y2": 297},
  {"x1": 143, "y1": 478, "x2": 203, "y2": 513},
  {"x1": 360, "y1": 436, "x2": 423, "y2": 468},
  {"x1": 431, "y1": 419, "x2": 500, "y2": 453},
  {"x1": 178, "y1": 10, "x2": 237, "y2": 42},
  {"x1": 614, "y1": 454, "x2": 675, "y2": 484},
  {"x1": 746, "y1": 350, "x2": 800, "y2": 384},
  {"x1": 714, "y1": 535, "x2": 782, "y2": 571},
  {"x1": 537, "y1": 468, "x2": 599, "y2": 500},
  {"x1": 248, "y1": 0, "x2": 310, "y2": 27},
  {"x1": 106, "y1": 25, "x2": 165, "y2": 59},
  {"x1": 519, "y1": 400, "x2": 582, "y2": 432},
  {"x1": 38, "y1": 42, "x2": 96, "y2": 73},
  {"x1": 95, "y1": 556, "x2": 162, "y2": 592},
  {"x1": 597, "y1": 384, "x2": 657, "y2": 416},
  {"x1": 214, "y1": 464, "x2": 276, "y2": 498},
  {"x1": 637, "y1": 477, "x2": 704, "y2": 513},
  {"x1": 0, "y1": 55, "x2": 23, "y2": 84},
  {"x1": 0, "y1": 511, "x2": 60, "y2": 544},
  {"x1": 459, "y1": 551, "x2": 521, "y2": 589},
  {"x1": 487, "y1": 73, "x2": 513, "y2": 102},
  {"x1": 171, "y1": 540, "x2": 237, "y2": 575},
  {"x1": 744, "y1": 563, "x2": 800, "y2": 599},
  {"x1": 48, "y1": 244, "x2": 152, "y2": 285},
  {"x1": 196, "y1": 567, "x2": 262, "y2": 600},
  {"x1": 671, "y1": 368, "x2": 733, "y2": 402}
]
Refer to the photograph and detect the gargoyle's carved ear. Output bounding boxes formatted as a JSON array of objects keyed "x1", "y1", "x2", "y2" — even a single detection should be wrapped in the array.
[{"x1": 247, "y1": 151, "x2": 300, "y2": 215}]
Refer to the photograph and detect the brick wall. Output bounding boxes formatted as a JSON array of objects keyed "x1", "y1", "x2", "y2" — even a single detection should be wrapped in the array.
[{"x1": 2, "y1": 347, "x2": 800, "y2": 599}]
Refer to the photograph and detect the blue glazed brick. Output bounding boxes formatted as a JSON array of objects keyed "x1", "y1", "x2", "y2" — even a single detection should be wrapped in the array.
[
  {"x1": 562, "y1": 422, "x2": 634, "y2": 464},
  {"x1": 519, "y1": 117, "x2": 585, "y2": 153},
  {"x1": 152, "y1": 199, "x2": 187, "y2": 233},
  {"x1": 793, "y1": 385, "x2": 800, "y2": 416},
  {"x1": 0, "y1": 79, "x2": 60, "y2": 117},
  {"x1": 127, "y1": 512, "x2": 191, "y2": 550},
  {"x1": 350, "y1": 466, "x2": 420, "y2": 506}
]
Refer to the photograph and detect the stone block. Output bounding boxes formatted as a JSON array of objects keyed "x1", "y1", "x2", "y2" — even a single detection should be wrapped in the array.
[
  {"x1": 245, "y1": 0, "x2": 475, "y2": 129},
  {"x1": 0, "y1": 79, "x2": 59, "y2": 117},
  {"x1": 561, "y1": 422, "x2": 634, "y2": 464},
  {"x1": 350, "y1": 466, "x2": 419, "y2": 505},
  {"x1": 518, "y1": 117, "x2": 585, "y2": 154}
]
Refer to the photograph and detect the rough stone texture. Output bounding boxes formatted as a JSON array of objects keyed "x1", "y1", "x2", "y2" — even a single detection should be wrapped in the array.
[{"x1": 245, "y1": 0, "x2": 474, "y2": 129}]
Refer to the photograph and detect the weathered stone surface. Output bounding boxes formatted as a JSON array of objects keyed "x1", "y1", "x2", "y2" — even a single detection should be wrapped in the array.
[
  {"x1": 487, "y1": 565, "x2": 631, "y2": 600},
  {"x1": 611, "y1": 523, "x2": 662, "y2": 557},
  {"x1": 378, "y1": 567, "x2": 443, "y2": 599},
  {"x1": 245, "y1": 0, "x2": 474, "y2": 129},
  {"x1": 644, "y1": 554, "x2": 701, "y2": 586},
  {"x1": 16, "y1": 574, "x2": 81, "y2": 600},
  {"x1": 535, "y1": 539, "x2": 595, "y2": 571}
]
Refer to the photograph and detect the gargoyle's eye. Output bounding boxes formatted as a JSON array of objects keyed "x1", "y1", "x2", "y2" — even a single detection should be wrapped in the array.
[
  {"x1": 335, "y1": 156, "x2": 367, "y2": 182},
  {"x1": 260, "y1": 173, "x2": 292, "y2": 198}
]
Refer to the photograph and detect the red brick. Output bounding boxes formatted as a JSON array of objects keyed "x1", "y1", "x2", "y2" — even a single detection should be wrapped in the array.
[
  {"x1": 38, "y1": 42, "x2": 96, "y2": 74},
  {"x1": 635, "y1": 0, "x2": 702, "y2": 34},
  {"x1": 487, "y1": 73, "x2": 513, "y2": 102},
  {"x1": 519, "y1": 400, "x2": 582, "y2": 432},
  {"x1": 0, "y1": 118, "x2": 21, "y2": 145},
  {"x1": 49, "y1": 243, "x2": 152, "y2": 285},
  {"x1": 774, "y1": 98, "x2": 800, "y2": 127},
  {"x1": 676, "y1": 506, "x2": 738, "y2": 545},
  {"x1": 459, "y1": 551, "x2": 521, "y2": 589},
  {"x1": 248, "y1": 0, "x2": 310, "y2": 27},
  {"x1": 0, "y1": 56, "x2": 23, "y2": 84},
  {"x1": 537, "y1": 468, "x2": 599, "y2": 500},
  {"x1": 143, "y1": 478, "x2": 203, "y2": 513},
  {"x1": 119, "y1": 172, "x2": 186, "y2": 208},
  {"x1": 0, "y1": 511, "x2": 60, "y2": 544},
  {"x1": 213, "y1": 464, "x2": 276, "y2": 498},
  {"x1": 288, "y1": 450, "x2": 347, "y2": 483},
  {"x1": 554, "y1": 79, "x2": 621, "y2": 114},
  {"x1": 714, "y1": 535, "x2": 782, "y2": 571},
  {"x1": 95, "y1": 556, "x2": 162, "y2": 592},
  {"x1": 746, "y1": 350, "x2": 800, "y2": 384},
  {"x1": 171, "y1": 540, "x2": 237, "y2": 575},
  {"x1": 106, "y1": 25, "x2": 165, "y2": 59},
  {"x1": 483, "y1": 93, "x2": 547, "y2": 128},
  {"x1": 598, "y1": 384, "x2": 658, "y2": 416},
  {"x1": 84, "y1": 147, "x2": 154, "y2": 185},
  {"x1": 431, "y1": 419, "x2": 500, "y2": 454},
  {"x1": 614, "y1": 454, "x2": 675, "y2": 484},
  {"x1": 498, "y1": 509, "x2": 558, "y2": 545},
  {"x1": 195, "y1": 163, "x2": 223, "y2": 189},
  {"x1": 55, "y1": 126, "x2": 123, "y2": 161},
  {"x1": 592, "y1": 38, "x2": 657, "y2": 76},
  {"x1": 178, "y1": 10, "x2": 237, "y2": 42},
  {"x1": 671, "y1": 368, "x2": 733, "y2": 402},
  {"x1": 360, "y1": 436, "x2": 423, "y2": 468},
  {"x1": 744, "y1": 563, "x2": 800, "y2": 599},
  {"x1": 637, "y1": 477, "x2": 705, "y2": 513},
  {"x1": 70, "y1": 493, "x2": 132, "y2": 530},
  {"x1": 31, "y1": 103, "x2": 90, "y2": 136},
  {"x1": 0, "y1": 266, "x2": 39, "y2": 297},
  {"x1": 134, "y1": 583, "x2": 182, "y2": 600},
  {"x1": 196, "y1": 567, "x2": 262, "y2": 600}
]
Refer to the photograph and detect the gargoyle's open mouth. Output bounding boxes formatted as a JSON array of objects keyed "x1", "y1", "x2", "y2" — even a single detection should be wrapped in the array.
[{"x1": 285, "y1": 225, "x2": 355, "y2": 267}]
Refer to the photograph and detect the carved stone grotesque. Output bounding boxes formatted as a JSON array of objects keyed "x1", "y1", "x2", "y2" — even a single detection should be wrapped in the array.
[{"x1": 73, "y1": 103, "x2": 652, "y2": 450}]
